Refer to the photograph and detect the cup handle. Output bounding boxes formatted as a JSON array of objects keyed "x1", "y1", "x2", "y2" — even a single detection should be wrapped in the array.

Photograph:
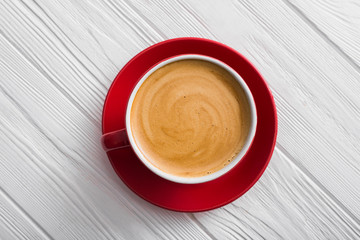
[{"x1": 101, "y1": 129, "x2": 130, "y2": 152}]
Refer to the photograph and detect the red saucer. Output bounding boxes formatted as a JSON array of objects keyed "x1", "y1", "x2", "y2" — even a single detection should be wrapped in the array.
[{"x1": 102, "y1": 38, "x2": 277, "y2": 212}]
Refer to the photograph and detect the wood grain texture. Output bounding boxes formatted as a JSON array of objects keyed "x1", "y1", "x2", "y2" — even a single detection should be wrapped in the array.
[
  {"x1": 0, "y1": 187, "x2": 49, "y2": 240},
  {"x1": 0, "y1": 0, "x2": 360, "y2": 239},
  {"x1": 287, "y1": 0, "x2": 360, "y2": 68}
]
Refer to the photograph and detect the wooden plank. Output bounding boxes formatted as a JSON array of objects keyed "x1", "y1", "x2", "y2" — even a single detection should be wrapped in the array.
[
  {"x1": 286, "y1": 0, "x2": 360, "y2": 67},
  {"x1": 0, "y1": 187, "x2": 49, "y2": 240}
]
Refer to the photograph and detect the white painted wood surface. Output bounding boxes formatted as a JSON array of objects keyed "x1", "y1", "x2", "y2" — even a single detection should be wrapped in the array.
[{"x1": 0, "y1": 0, "x2": 359, "y2": 239}]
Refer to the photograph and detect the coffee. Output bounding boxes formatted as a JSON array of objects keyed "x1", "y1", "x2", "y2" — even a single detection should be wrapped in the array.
[{"x1": 130, "y1": 59, "x2": 251, "y2": 178}]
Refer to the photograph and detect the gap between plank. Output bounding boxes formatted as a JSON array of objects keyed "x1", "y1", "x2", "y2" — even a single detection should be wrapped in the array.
[
  {"x1": 19, "y1": 0, "x2": 108, "y2": 90},
  {"x1": 0, "y1": 31, "x2": 99, "y2": 126},
  {"x1": 188, "y1": 213, "x2": 216, "y2": 240},
  {"x1": 0, "y1": 86, "x2": 116, "y2": 240},
  {"x1": 275, "y1": 144, "x2": 360, "y2": 227},
  {"x1": 282, "y1": 0, "x2": 360, "y2": 74},
  {"x1": 0, "y1": 187, "x2": 53, "y2": 240}
]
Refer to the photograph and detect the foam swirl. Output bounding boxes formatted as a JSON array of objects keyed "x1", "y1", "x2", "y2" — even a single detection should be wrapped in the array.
[{"x1": 131, "y1": 60, "x2": 251, "y2": 177}]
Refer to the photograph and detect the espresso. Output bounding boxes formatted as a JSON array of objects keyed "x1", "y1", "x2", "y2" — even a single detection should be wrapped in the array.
[{"x1": 130, "y1": 60, "x2": 251, "y2": 178}]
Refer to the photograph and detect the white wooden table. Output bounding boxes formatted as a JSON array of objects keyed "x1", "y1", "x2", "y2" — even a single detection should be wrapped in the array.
[{"x1": 1, "y1": 0, "x2": 359, "y2": 239}]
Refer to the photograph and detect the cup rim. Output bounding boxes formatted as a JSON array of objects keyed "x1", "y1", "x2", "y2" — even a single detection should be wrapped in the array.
[{"x1": 125, "y1": 54, "x2": 257, "y2": 184}]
